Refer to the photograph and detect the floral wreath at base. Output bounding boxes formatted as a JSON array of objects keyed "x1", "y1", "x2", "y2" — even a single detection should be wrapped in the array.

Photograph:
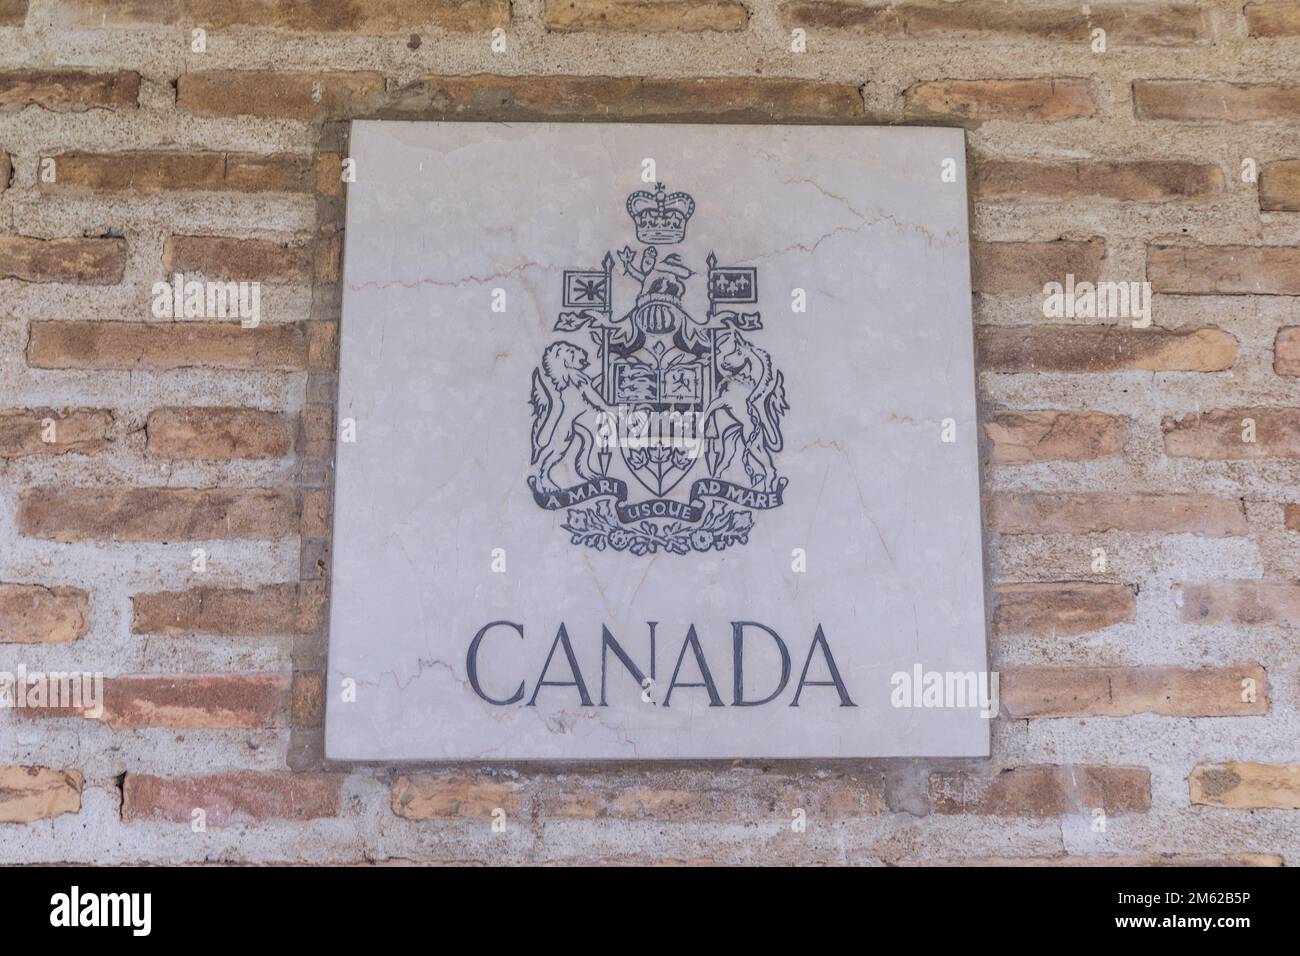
[{"x1": 561, "y1": 499, "x2": 755, "y2": 555}]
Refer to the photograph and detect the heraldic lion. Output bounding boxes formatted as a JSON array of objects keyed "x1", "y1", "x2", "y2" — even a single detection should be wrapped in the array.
[{"x1": 528, "y1": 341, "x2": 611, "y2": 493}]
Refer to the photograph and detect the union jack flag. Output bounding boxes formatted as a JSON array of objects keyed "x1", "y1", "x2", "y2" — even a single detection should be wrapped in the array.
[{"x1": 563, "y1": 270, "x2": 609, "y2": 310}]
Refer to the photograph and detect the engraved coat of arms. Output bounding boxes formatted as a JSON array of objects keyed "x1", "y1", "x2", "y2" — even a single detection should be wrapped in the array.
[{"x1": 527, "y1": 183, "x2": 789, "y2": 555}]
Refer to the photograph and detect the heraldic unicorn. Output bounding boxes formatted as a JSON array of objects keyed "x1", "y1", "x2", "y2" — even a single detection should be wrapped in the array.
[{"x1": 527, "y1": 182, "x2": 790, "y2": 555}]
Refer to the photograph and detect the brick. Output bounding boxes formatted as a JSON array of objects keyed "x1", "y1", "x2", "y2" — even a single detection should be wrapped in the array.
[
  {"x1": 146, "y1": 406, "x2": 293, "y2": 459},
  {"x1": 975, "y1": 161, "x2": 1223, "y2": 203},
  {"x1": 177, "y1": 71, "x2": 385, "y2": 120},
  {"x1": 315, "y1": 153, "x2": 345, "y2": 198},
  {"x1": 1163, "y1": 408, "x2": 1300, "y2": 459},
  {"x1": 19, "y1": 673, "x2": 289, "y2": 729},
  {"x1": 132, "y1": 584, "x2": 305, "y2": 636},
  {"x1": 305, "y1": 322, "x2": 338, "y2": 371},
  {"x1": 779, "y1": 2, "x2": 1211, "y2": 45},
  {"x1": 1148, "y1": 245, "x2": 1300, "y2": 294},
  {"x1": 0, "y1": 1, "x2": 24, "y2": 27},
  {"x1": 52, "y1": 0, "x2": 505, "y2": 32},
  {"x1": 27, "y1": 321, "x2": 310, "y2": 371},
  {"x1": 971, "y1": 239, "x2": 1104, "y2": 294},
  {"x1": 986, "y1": 492, "x2": 1247, "y2": 536},
  {"x1": 542, "y1": 786, "x2": 707, "y2": 820},
  {"x1": 931, "y1": 766, "x2": 1150, "y2": 817},
  {"x1": 303, "y1": 404, "x2": 335, "y2": 459},
  {"x1": 978, "y1": 325, "x2": 1238, "y2": 373},
  {"x1": 1260, "y1": 160, "x2": 1300, "y2": 212},
  {"x1": 295, "y1": 580, "x2": 327, "y2": 633},
  {"x1": 0, "y1": 408, "x2": 112, "y2": 457},
  {"x1": 41, "y1": 151, "x2": 313, "y2": 195},
  {"x1": 162, "y1": 236, "x2": 314, "y2": 284},
  {"x1": 0, "y1": 584, "x2": 90, "y2": 644},
  {"x1": 0, "y1": 236, "x2": 125, "y2": 284},
  {"x1": 540, "y1": 772, "x2": 883, "y2": 820},
  {"x1": 18, "y1": 488, "x2": 299, "y2": 542},
  {"x1": 1181, "y1": 582, "x2": 1300, "y2": 625},
  {"x1": 1190, "y1": 763, "x2": 1300, "y2": 809},
  {"x1": 1134, "y1": 81, "x2": 1300, "y2": 122},
  {"x1": 398, "y1": 75, "x2": 862, "y2": 122},
  {"x1": 0, "y1": 69, "x2": 139, "y2": 112},
  {"x1": 291, "y1": 672, "x2": 326, "y2": 726},
  {"x1": 985, "y1": 410, "x2": 1124, "y2": 463},
  {"x1": 392, "y1": 774, "x2": 525, "y2": 819},
  {"x1": 1246, "y1": 2, "x2": 1300, "y2": 37},
  {"x1": 392, "y1": 771, "x2": 885, "y2": 821},
  {"x1": 122, "y1": 772, "x2": 340, "y2": 824},
  {"x1": 1278, "y1": 328, "x2": 1300, "y2": 376},
  {"x1": 641, "y1": 77, "x2": 860, "y2": 120},
  {"x1": 400, "y1": 74, "x2": 642, "y2": 119},
  {"x1": 301, "y1": 489, "x2": 333, "y2": 539},
  {"x1": 993, "y1": 582, "x2": 1135, "y2": 636},
  {"x1": 904, "y1": 79, "x2": 1095, "y2": 122},
  {"x1": 0, "y1": 767, "x2": 82, "y2": 823},
  {"x1": 313, "y1": 235, "x2": 341, "y2": 285},
  {"x1": 1286, "y1": 504, "x2": 1300, "y2": 531},
  {"x1": 544, "y1": 0, "x2": 749, "y2": 32},
  {"x1": 1000, "y1": 665, "x2": 1268, "y2": 717}
]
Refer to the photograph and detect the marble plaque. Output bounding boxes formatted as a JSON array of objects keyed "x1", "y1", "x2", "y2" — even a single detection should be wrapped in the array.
[{"x1": 326, "y1": 121, "x2": 989, "y2": 760}]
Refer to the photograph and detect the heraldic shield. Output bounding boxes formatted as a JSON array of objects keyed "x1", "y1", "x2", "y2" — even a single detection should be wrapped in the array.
[{"x1": 527, "y1": 183, "x2": 790, "y2": 555}]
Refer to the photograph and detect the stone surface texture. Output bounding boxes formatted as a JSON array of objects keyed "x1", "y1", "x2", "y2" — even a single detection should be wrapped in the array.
[{"x1": 329, "y1": 122, "x2": 985, "y2": 759}]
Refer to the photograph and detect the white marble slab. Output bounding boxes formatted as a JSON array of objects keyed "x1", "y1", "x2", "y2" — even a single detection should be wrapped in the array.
[{"x1": 326, "y1": 121, "x2": 989, "y2": 760}]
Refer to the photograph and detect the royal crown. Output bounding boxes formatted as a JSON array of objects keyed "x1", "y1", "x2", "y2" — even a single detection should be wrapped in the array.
[{"x1": 626, "y1": 182, "x2": 695, "y2": 245}]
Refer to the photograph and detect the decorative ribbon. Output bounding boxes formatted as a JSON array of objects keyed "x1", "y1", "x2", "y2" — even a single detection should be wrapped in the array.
[{"x1": 531, "y1": 476, "x2": 786, "y2": 525}]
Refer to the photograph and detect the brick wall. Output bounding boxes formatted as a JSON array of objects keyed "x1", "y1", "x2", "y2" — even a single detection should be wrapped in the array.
[{"x1": 1, "y1": 0, "x2": 1298, "y2": 864}]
